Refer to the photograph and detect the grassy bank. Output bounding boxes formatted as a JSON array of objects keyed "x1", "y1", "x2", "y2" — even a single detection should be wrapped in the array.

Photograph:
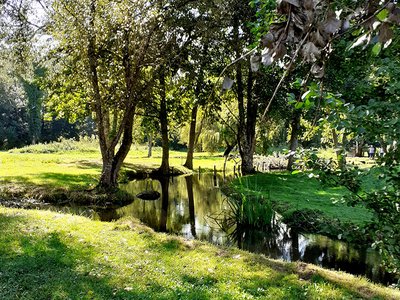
[
  {"x1": 230, "y1": 172, "x2": 374, "y2": 241},
  {"x1": 0, "y1": 140, "x2": 235, "y2": 203},
  {"x1": 0, "y1": 206, "x2": 398, "y2": 300}
]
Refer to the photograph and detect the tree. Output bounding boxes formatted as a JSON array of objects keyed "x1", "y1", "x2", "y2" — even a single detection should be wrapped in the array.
[{"x1": 50, "y1": 0, "x2": 165, "y2": 189}]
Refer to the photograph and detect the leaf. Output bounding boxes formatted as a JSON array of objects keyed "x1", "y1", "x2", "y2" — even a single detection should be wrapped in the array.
[
  {"x1": 295, "y1": 102, "x2": 303, "y2": 109},
  {"x1": 302, "y1": 41, "x2": 320, "y2": 63},
  {"x1": 341, "y1": 19, "x2": 350, "y2": 31},
  {"x1": 372, "y1": 42, "x2": 382, "y2": 56},
  {"x1": 273, "y1": 44, "x2": 287, "y2": 60},
  {"x1": 281, "y1": 0, "x2": 300, "y2": 7},
  {"x1": 376, "y1": 8, "x2": 389, "y2": 22},
  {"x1": 303, "y1": 0, "x2": 314, "y2": 10},
  {"x1": 350, "y1": 33, "x2": 370, "y2": 49},
  {"x1": 388, "y1": 8, "x2": 400, "y2": 24},
  {"x1": 261, "y1": 32, "x2": 275, "y2": 48},
  {"x1": 310, "y1": 30, "x2": 326, "y2": 47},
  {"x1": 310, "y1": 63, "x2": 324, "y2": 78},
  {"x1": 378, "y1": 23, "x2": 393, "y2": 45},
  {"x1": 261, "y1": 49, "x2": 274, "y2": 66},
  {"x1": 250, "y1": 55, "x2": 260, "y2": 72},
  {"x1": 301, "y1": 90, "x2": 311, "y2": 100},
  {"x1": 222, "y1": 77, "x2": 234, "y2": 90},
  {"x1": 322, "y1": 16, "x2": 341, "y2": 34}
]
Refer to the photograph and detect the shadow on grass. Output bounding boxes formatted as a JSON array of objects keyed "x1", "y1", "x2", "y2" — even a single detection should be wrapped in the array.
[
  {"x1": 0, "y1": 213, "x2": 209, "y2": 299},
  {"x1": 0, "y1": 212, "x2": 384, "y2": 299},
  {"x1": 36, "y1": 172, "x2": 98, "y2": 187},
  {"x1": 75, "y1": 160, "x2": 102, "y2": 170}
]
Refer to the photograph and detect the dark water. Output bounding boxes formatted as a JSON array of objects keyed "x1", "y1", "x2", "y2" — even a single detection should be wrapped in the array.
[{"x1": 49, "y1": 173, "x2": 396, "y2": 285}]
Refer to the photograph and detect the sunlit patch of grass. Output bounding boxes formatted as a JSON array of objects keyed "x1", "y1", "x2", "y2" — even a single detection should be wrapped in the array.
[
  {"x1": 0, "y1": 140, "x2": 235, "y2": 191},
  {"x1": 0, "y1": 207, "x2": 398, "y2": 299},
  {"x1": 232, "y1": 172, "x2": 373, "y2": 226}
]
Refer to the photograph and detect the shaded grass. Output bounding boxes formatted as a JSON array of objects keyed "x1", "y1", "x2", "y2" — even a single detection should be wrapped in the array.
[
  {"x1": 232, "y1": 172, "x2": 373, "y2": 226},
  {"x1": 0, "y1": 207, "x2": 398, "y2": 299}
]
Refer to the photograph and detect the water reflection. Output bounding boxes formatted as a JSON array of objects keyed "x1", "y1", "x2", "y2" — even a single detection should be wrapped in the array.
[
  {"x1": 121, "y1": 173, "x2": 397, "y2": 285},
  {"x1": 40, "y1": 173, "x2": 396, "y2": 285}
]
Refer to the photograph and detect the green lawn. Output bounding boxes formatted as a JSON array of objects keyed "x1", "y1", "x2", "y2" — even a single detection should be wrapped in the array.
[
  {"x1": 0, "y1": 206, "x2": 398, "y2": 300},
  {"x1": 0, "y1": 141, "x2": 235, "y2": 190},
  {"x1": 232, "y1": 172, "x2": 373, "y2": 226}
]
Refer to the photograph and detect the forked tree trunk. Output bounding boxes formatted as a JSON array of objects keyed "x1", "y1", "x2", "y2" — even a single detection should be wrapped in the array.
[{"x1": 88, "y1": 1, "x2": 137, "y2": 191}]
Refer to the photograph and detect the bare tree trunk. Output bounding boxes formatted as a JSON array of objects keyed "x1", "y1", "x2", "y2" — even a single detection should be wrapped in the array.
[{"x1": 287, "y1": 110, "x2": 301, "y2": 171}]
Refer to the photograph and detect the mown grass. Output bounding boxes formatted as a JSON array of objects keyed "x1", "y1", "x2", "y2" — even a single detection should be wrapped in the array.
[
  {"x1": 0, "y1": 206, "x2": 398, "y2": 300},
  {"x1": 231, "y1": 172, "x2": 373, "y2": 226},
  {"x1": 0, "y1": 140, "x2": 235, "y2": 191}
]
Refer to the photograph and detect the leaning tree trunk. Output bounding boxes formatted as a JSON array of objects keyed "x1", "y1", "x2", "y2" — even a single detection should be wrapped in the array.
[
  {"x1": 159, "y1": 68, "x2": 169, "y2": 175},
  {"x1": 287, "y1": 110, "x2": 301, "y2": 171}
]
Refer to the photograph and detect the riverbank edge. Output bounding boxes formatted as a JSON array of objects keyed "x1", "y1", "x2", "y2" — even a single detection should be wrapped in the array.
[
  {"x1": 223, "y1": 178, "x2": 371, "y2": 246},
  {"x1": 0, "y1": 164, "x2": 193, "y2": 208},
  {"x1": 0, "y1": 206, "x2": 399, "y2": 299}
]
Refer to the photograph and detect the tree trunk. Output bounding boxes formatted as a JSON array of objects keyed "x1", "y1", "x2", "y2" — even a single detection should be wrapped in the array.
[
  {"x1": 233, "y1": 15, "x2": 257, "y2": 175},
  {"x1": 88, "y1": 2, "x2": 136, "y2": 190},
  {"x1": 159, "y1": 68, "x2": 169, "y2": 175},
  {"x1": 332, "y1": 129, "x2": 346, "y2": 170},
  {"x1": 287, "y1": 110, "x2": 301, "y2": 171},
  {"x1": 355, "y1": 139, "x2": 364, "y2": 157},
  {"x1": 147, "y1": 133, "x2": 153, "y2": 158},
  {"x1": 183, "y1": 104, "x2": 198, "y2": 169}
]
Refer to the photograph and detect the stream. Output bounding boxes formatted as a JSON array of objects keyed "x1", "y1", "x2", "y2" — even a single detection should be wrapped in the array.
[{"x1": 29, "y1": 173, "x2": 398, "y2": 285}]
